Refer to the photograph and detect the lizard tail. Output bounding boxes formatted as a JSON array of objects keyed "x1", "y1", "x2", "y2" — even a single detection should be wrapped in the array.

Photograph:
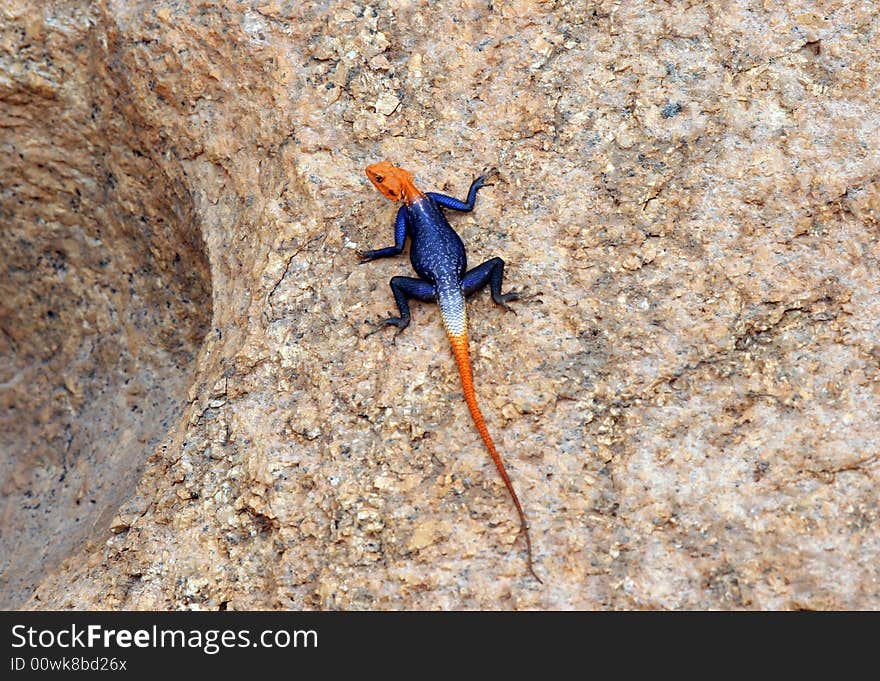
[{"x1": 441, "y1": 301, "x2": 541, "y2": 583}]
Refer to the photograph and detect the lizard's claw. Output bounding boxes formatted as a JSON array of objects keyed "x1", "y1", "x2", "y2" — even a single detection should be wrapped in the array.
[
  {"x1": 364, "y1": 317, "x2": 407, "y2": 342},
  {"x1": 477, "y1": 166, "x2": 501, "y2": 187},
  {"x1": 363, "y1": 320, "x2": 387, "y2": 339},
  {"x1": 493, "y1": 290, "x2": 543, "y2": 314},
  {"x1": 516, "y1": 290, "x2": 544, "y2": 303},
  {"x1": 357, "y1": 250, "x2": 376, "y2": 264}
]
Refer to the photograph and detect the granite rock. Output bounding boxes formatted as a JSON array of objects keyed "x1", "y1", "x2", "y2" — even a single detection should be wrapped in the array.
[{"x1": 1, "y1": 0, "x2": 877, "y2": 609}]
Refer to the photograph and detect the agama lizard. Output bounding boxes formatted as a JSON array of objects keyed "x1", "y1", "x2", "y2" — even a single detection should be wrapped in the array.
[{"x1": 360, "y1": 160, "x2": 541, "y2": 583}]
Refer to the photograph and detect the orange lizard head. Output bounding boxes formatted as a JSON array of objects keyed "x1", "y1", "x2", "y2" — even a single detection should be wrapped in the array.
[{"x1": 365, "y1": 160, "x2": 423, "y2": 203}]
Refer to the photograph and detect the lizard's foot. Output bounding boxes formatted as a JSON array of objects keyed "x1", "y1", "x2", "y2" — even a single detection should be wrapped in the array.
[
  {"x1": 363, "y1": 316, "x2": 408, "y2": 341},
  {"x1": 476, "y1": 166, "x2": 501, "y2": 188},
  {"x1": 492, "y1": 290, "x2": 544, "y2": 314}
]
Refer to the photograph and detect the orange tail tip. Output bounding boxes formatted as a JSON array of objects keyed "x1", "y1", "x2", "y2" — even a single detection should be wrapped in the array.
[{"x1": 446, "y1": 330, "x2": 542, "y2": 583}]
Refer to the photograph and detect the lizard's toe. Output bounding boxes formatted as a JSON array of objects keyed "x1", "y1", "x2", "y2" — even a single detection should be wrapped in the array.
[
  {"x1": 363, "y1": 317, "x2": 407, "y2": 339},
  {"x1": 479, "y1": 166, "x2": 501, "y2": 184}
]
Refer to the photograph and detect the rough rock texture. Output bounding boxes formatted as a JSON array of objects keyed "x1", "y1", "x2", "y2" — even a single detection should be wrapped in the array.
[
  {"x1": 0, "y1": 0, "x2": 211, "y2": 608},
  {"x1": 2, "y1": 0, "x2": 877, "y2": 610}
]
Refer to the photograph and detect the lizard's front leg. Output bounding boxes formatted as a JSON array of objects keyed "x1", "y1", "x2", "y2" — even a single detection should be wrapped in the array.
[
  {"x1": 358, "y1": 206, "x2": 408, "y2": 262},
  {"x1": 427, "y1": 167, "x2": 499, "y2": 212}
]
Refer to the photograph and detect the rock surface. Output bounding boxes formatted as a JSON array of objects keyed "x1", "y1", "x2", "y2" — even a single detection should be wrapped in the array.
[{"x1": 1, "y1": 0, "x2": 877, "y2": 609}]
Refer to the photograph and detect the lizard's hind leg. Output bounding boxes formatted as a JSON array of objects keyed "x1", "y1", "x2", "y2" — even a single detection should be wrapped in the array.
[
  {"x1": 365, "y1": 276, "x2": 436, "y2": 338},
  {"x1": 462, "y1": 257, "x2": 538, "y2": 312}
]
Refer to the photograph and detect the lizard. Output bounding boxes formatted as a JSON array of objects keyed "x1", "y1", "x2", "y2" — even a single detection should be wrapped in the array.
[{"x1": 359, "y1": 159, "x2": 541, "y2": 583}]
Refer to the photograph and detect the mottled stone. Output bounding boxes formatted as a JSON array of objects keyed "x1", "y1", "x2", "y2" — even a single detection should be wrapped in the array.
[{"x1": 1, "y1": 0, "x2": 877, "y2": 610}]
